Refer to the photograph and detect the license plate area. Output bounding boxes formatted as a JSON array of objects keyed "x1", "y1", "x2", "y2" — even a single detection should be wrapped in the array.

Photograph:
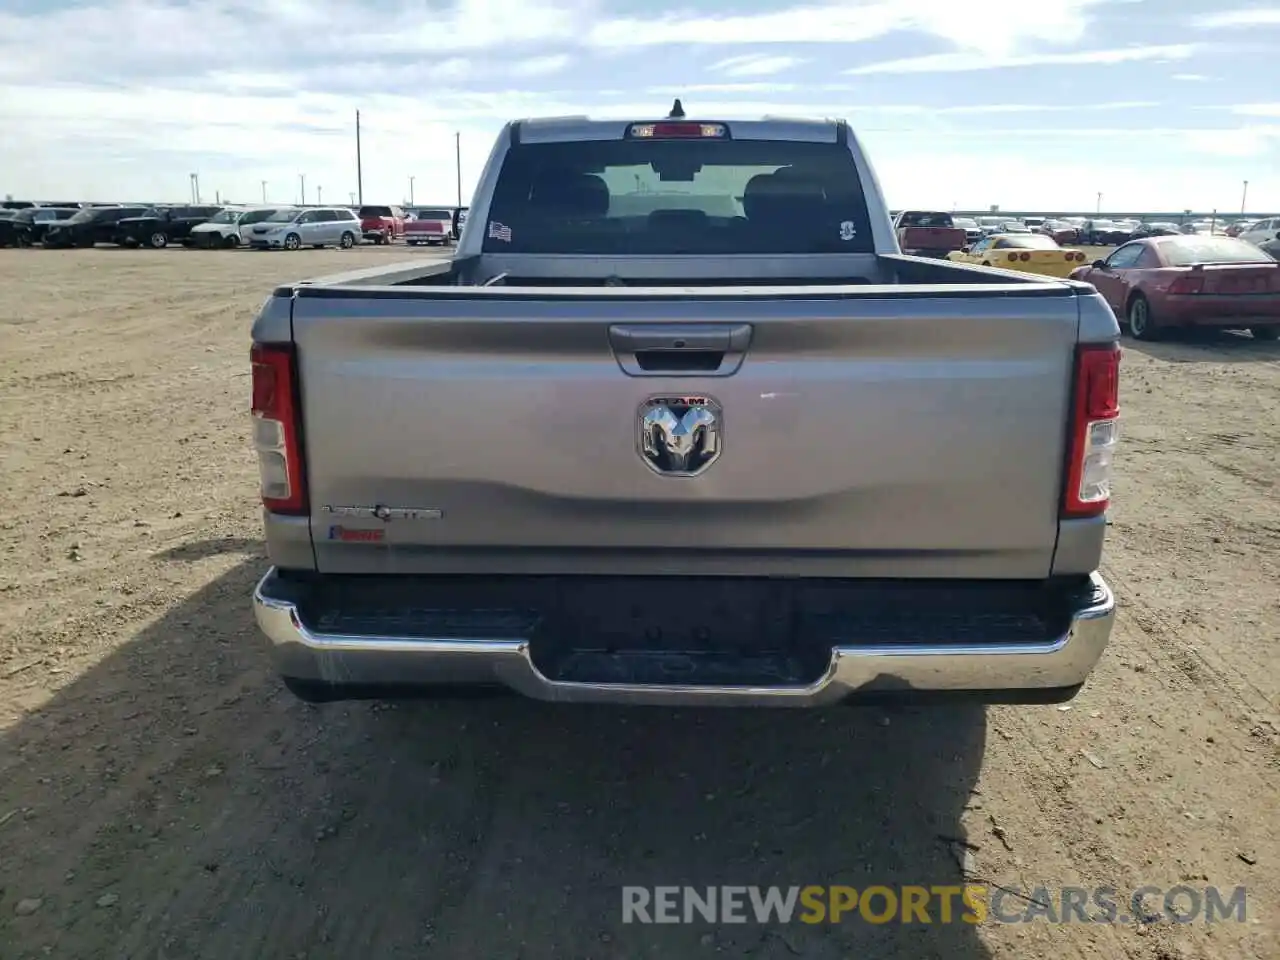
[{"x1": 530, "y1": 578, "x2": 826, "y2": 687}]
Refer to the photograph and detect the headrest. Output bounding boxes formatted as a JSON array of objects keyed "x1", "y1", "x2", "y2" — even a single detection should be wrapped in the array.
[
  {"x1": 742, "y1": 168, "x2": 823, "y2": 221},
  {"x1": 529, "y1": 170, "x2": 609, "y2": 218}
]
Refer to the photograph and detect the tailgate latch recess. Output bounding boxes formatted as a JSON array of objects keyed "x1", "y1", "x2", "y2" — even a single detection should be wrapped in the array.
[{"x1": 608, "y1": 323, "x2": 752, "y2": 377}]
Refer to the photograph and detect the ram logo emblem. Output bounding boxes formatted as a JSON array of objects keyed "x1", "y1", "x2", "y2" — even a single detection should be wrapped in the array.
[{"x1": 637, "y1": 396, "x2": 722, "y2": 476}]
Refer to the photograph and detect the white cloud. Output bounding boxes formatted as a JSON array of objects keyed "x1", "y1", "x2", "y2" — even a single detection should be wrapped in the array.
[
  {"x1": 848, "y1": 43, "x2": 1199, "y2": 74},
  {"x1": 1192, "y1": 8, "x2": 1280, "y2": 28},
  {"x1": 939, "y1": 100, "x2": 1159, "y2": 114},
  {"x1": 0, "y1": 0, "x2": 1113, "y2": 81},
  {"x1": 709, "y1": 55, "x2": 808, "y2": 78},
  {"x1": 0, "y1": 0, "x2": 585, "y2": 84},
  {"x1": 865, "y1": 146, "x2": 1264, "y2": 212},
  {"x1": 645, "y1": 82, "x2": 802, "y2": 95},
  {"x1": 0, "y1": 0, "x2": 1272, "y2": 209},
  {"x1": 1182, "y1": 126, "x2": 1280, "y2": 158},
  {"x1": 636, "y1": 86, "x2": 1159, "y2": 113},
  {"x1": 1225, "y1": 103, "x2": 1280, "y2": 117},
  {"x1": 588, "y1": 0, "x2": 1107, "y2": 56},
  {"x1": 508, "y1": 54, "x2": 573, "y2": 78},
  {"x1": 1172, "y1": 73, "x2": 1212, "y2": 82},
  {"x1": 435, "y1": 59, "x2": 476, "y2": 82}
]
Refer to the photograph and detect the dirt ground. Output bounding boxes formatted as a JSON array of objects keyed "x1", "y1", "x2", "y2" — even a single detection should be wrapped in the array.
[{"x1": 0, "y1": 246, "x2": 1276, "y2": 960}]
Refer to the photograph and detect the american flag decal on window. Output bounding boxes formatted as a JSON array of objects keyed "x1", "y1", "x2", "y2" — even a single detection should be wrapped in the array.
[{"x1": 488, "y1": 221, "x2": 512, "y2": 242}]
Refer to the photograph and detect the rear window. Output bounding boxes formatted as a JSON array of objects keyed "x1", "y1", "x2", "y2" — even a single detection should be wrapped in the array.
[
  {"x1": 242, "y1": 208, "x2": 286, "y2": 225},
  {"x1": 359, "y1": 206, "x2": 392, "y2": 217},
  {"x1": 1159, "y1": 236, "x2": 1277, "y2": 266},
  {"x1": 483, "y1": 137, "x2": 874, "y2": 255},
  {"x1": 415, "y1": 208, "x2": 453, "y2": 220},
  {"x1": 899, "y1": 211, "x2": 953, "y2": 228}
]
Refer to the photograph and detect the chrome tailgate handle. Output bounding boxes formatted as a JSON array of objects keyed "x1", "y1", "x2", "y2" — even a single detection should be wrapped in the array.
[{"x1": 608, "y1": 323, "x2": 752, "y2": 377}]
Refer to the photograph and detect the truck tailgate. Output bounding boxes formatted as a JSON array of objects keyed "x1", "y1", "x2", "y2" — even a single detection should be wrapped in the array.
[
  {"x1": 899, "y1": 226, "x2": 966, "y2": 251},
  {"x1": 289, "y1": 288, "x2": 1080, "y2": 578}
]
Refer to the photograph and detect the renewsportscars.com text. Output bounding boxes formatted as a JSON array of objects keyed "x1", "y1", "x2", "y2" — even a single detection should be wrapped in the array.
[{"x1": 621, "y1": 885, "x2": 1248, "y2": 925}]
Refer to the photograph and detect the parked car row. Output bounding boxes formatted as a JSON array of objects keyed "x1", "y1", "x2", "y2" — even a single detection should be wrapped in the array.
[
  {"x1": 882, "y1": 208, "x2": 1280, "y2": 343},
  {"x1": 891, "y1": 210, "x2": 1280, "y2": 250},
  {"x1": 0, "y1": 201, "x2": 470, "y2": 250}
]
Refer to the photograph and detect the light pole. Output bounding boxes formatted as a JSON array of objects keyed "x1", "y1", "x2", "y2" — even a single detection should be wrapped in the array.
[
  {"x1": 189, "y1": 172, "x2": 201, "y2": 204},
  {"x1": 317, "y1": 185, "x2": 323, "y2": 205},
  {"x1": 261, "y1": 180, "x2": 267, "y2": 203},
  {"x1": 349, "y1": 191, "x2": 356, "y2": 205},
  {"x1": 299, "y1": 174, "x2": 306, "y2": 206},
  {"x1": 408, "y1": 175, "x2": 415, "y2": 205},
  {"x1": 1241, "y1": 180, "x2": 1249, "y2": 214},
  {"x1": 355, "y1": 110, "x2": 364, "y2": 206},
  {"x1": 1095, "y1": 191, "x2": 1102, "y2": 214},
  {"x1": 455, "y1": 131, "x2": 462, "y2": 207}
]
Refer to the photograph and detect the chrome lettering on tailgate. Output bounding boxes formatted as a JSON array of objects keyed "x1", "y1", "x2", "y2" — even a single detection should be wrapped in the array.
[
  {"x1": 322, "y1": 505, "x2": 443, "y2": 520},
  {"x1": 638, "y1": 396, "x2": 722, "y2": 477}
]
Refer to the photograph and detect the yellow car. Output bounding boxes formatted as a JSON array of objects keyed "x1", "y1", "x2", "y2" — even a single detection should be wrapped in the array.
[{"x1": 949, "y1": 233, "x2": 1089, "y2": 278}]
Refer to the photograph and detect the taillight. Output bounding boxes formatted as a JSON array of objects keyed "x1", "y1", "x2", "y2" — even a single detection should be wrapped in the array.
[
  {"x1": 1062, "y1": 342, "x2": 1120, "y2": 519},
  {"x1": 1168, "y1": 274, "x2": 1205, "y2": 295},
  {"x1": 251, "y1": 343, "x2": 307, "y2": 514},
  {"x1": 1008, "y1": 253, "x2": 1019, "y2": 262},
  {"x1": 1019, "y1": 252, "x2": 1031, "y2": 261}
]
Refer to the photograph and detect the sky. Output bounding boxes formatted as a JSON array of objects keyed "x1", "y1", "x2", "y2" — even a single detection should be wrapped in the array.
[{"x1": 0, "y1": 0, "x2": 1278, "y2": 213}]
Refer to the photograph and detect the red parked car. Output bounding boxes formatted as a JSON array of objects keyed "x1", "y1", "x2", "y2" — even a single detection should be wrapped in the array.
[
  {"x1": 357, "y1": 204, "x2": 405, "y2": 244},
  {"x1": 1069, "y1": 235, "x2": 1280, "y2": 341}
]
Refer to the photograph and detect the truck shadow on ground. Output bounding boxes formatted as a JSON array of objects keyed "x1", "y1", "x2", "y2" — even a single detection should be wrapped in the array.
[
  {"x1": 155, "y1": 536, "x2": 262, "y2": 562},
  {"x1": 0, "y1": 557, "x2": 992, "y2": 960}
]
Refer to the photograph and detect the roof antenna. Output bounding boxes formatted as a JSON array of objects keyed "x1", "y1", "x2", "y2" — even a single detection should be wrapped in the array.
[{"x1": 668, "y1": 98, "x2": 686, "y2": 119}]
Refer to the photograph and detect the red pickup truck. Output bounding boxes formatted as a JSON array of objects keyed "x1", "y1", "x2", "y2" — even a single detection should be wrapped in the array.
[
  {"x1": 404, "y1": 207, "x2": 455, "y2": 246},
  {"x1": 893, "y1": 210, "x2": 968, "y2": 259},
  {"x1": 358, "y1": 205, "x2": 406, "y2": 244}
]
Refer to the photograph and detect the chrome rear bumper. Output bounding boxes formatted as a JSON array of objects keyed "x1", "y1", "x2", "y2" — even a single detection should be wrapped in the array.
[{"x1": 252, "y1": 569, "x2": 1115, "y2": 706}]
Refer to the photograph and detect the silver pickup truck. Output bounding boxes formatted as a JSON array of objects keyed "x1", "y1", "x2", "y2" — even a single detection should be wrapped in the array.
[{"x1": 250, "y1": 105, "x2": 1121, "y2": 707}]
